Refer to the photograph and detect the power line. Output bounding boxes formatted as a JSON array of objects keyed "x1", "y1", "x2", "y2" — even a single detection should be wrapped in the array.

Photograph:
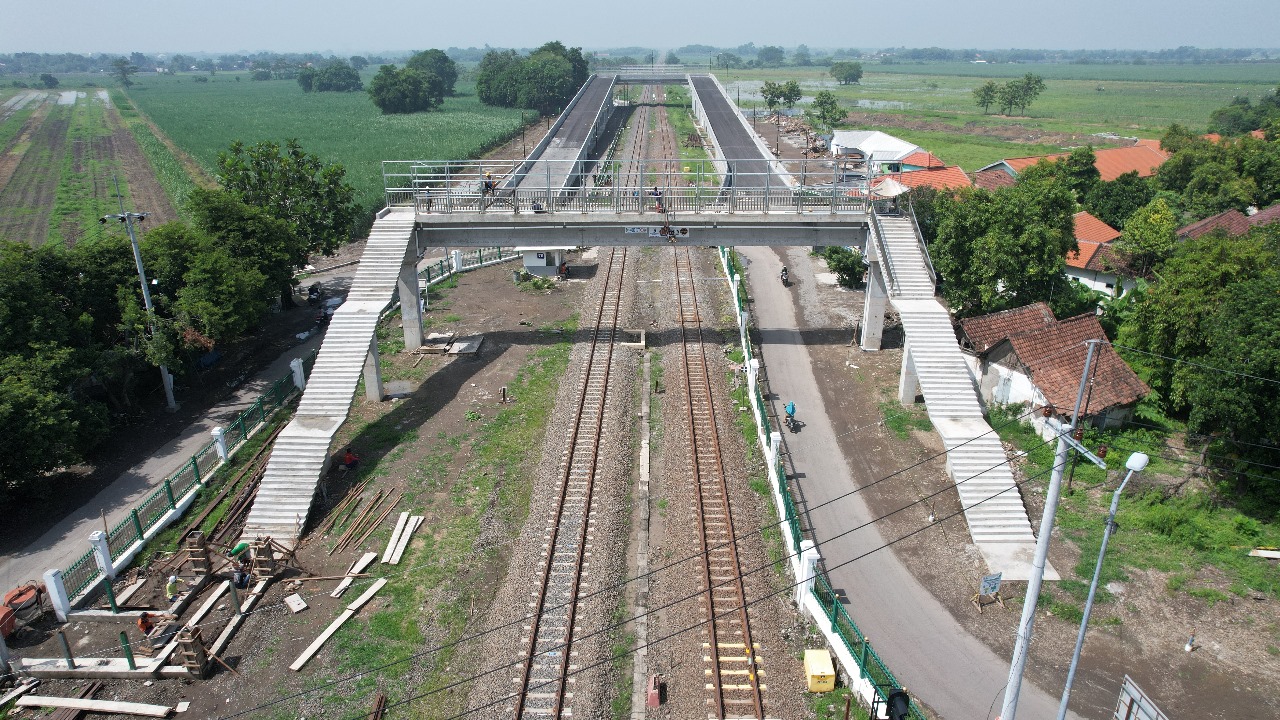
[
  {"x1": 1109, "y1": 342, "x2": 1280, "y2": 387},
  {"x1": 217, "y1": 419, "x2": 1062, "y2": 720},
  {"x1": 349, "y1": 447, "x2": 1074, "y2": 720}
]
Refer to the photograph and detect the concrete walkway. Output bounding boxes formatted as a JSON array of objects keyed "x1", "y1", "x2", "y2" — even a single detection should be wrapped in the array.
[
  {"x1": 738, "y1": 246, "x2": 1076, "y2": 720},
  {"x1": 0, "y1": 266, "x2": 355, "y2": 593}
]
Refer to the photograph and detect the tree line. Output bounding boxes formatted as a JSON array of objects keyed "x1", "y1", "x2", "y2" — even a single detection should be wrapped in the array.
[
  {"x1": 476, "y1": 41, "x2": 588, "y2": 116},
  {"x1": 0, "y1": 140, "x2": 357, "y2": 500},
  {"x1": 973, "y1": 73, "x2": 1047, "y2": 115}
]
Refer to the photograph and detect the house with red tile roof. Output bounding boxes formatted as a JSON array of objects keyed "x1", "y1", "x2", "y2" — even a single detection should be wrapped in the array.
[
  {"x1": 900, "y1": 150, "x2": 945, "y2": 170},
  {"x1": 1176, "y1": 208, "x2": 1252, "y2": 239},
  {"x1": 875, "y1": 166, "x2": 973, "y2": 192},
  {"x1": 957, "y1": 302, "x2": 1055, "y2": 353},
  {"x1": 1065, "y1": 211, "x2": 1136, "y2": 295},
  {"x1": 959, "y1": 307, "x2": 1148, "y2": 429},
  {"x1": 1248, "y1": 202, "x2": 1280, "y2": 228},
  {"x1": 977, "y1": 144, "x2": 1169, "y2": 183}
]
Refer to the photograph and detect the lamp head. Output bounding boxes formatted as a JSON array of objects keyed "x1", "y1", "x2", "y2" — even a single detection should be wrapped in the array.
[{"x1": 1125, "y1": 452, "x2": 1150, "y2": 473}]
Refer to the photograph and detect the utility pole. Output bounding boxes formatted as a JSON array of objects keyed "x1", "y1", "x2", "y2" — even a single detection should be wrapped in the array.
[
  {"x1": 1000, "y1": 339, "x2": 1103, "y2": 720},
  {"x1": 102, "y1": 176, "x2": 177, "y2": 411}
]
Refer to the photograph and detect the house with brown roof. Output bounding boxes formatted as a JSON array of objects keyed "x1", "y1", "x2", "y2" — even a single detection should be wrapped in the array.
[
  {"x1": 1249, "y1": 202, "x2": 1280, "y2": 228},
  {"x1": 1176, "y1": 208, "x2": 1252, "y2": 239},
  {"x1": 1065, "y1": 211, "x2": 1136, "y2": 295},
  {"x1": 977, "y1": 144, "x2": 1169, "y2": 183},
  {"x1": 958, "y1": 307, "x2": 1148, "y2": 429}
]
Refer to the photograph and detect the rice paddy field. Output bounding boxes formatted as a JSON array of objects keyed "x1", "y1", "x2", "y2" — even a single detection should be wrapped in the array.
[
  {"x1": 717, "y1": 62, "x2": 1278, "y2": 169},
  {"x1": 123, "y1": 75, "x2": 527, "y2": 213}
]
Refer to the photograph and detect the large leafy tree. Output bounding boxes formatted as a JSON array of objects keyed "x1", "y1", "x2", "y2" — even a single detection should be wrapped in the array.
[
  {"x1": 519, "y1": 51, "x2": 575, "y2": 116},
  {"x1": 313, "y1": 61, "x2": 363, "y2": 92},
  {"x1": 1084, "y1": 170, "x2": 1155, "y2": 229},
  {"x1": 1017, "y1": 146, "x2": 1099, "y2": 202},
  {"x1": 973, "y1": 81, "x2": 998, "y2": 113},
  {"x1": 931, "y1": 176, "x2": 1078, "y2": 317},
  {"x1": 110, "y1": 57, "x2": 138, "y2": 87},
  {"x1": 1116, "y1": 197, "x2": 1178, "y2": 276},
  {"x1": 806, "y1": 90, "x2": 845, "y2": 133},
  {"x1": 830, "y1": 61, "x2": 863, "y2": 85},
  {"x1": 476, "y1": 49, "x2": 523, "y2": 108},
  {"x1": 1118, "y1": 229, "x2": 1278, "y2": 414},
  {"x1": 215, "y1": 139, "x2": 359, "y2": 264},
  {"x1": 406, "y1": 49, "x2": 458, "y2": 96},
  {"x1": 142, "y1": 222, "x2": 270, "y2": 343},
  {"x1": 186, "y1": 188, "x2": 296, "y2": 307},
  {"x1": 0, "y1": 243, "x2": 108, "y2": 495},
  {"x1": 780, "y1": 80, "x2": 802, "y2": 111},
  {"x1": 368, "y1": 65, "x2": 443, "y2": 114}
]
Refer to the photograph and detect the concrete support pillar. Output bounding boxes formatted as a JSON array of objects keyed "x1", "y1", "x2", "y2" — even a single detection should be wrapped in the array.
[
  {"x1": 795, "y1": 539, "x2": 820, "y2": 605},
  {"x1": 43, "y1": 568, "x2": 71, "y2": 622},
  {"x1": 898, "y1": 341, "x2": 919, "y2": 406},
  {"x1": 210, "y1": 426, "x2": 229, "y2": 461},
  {"x1": 452, "y1": 249, "x2": 463, "y2": 274},
  {"x1": 89, "y1": 530, "x2": 115, "y2": 579},
  {"x1": 290, "y1": 357, "x2": 306, "y2": 391},
  {"x1": 397, "y1": 255, "x2": 424, "y2": 351},
  {"x1": 860, "y1": 259, "x2": 889, "y2": 351},
  {"x1": 363, "y1": 336, "x2": 383, "y2": 402}
]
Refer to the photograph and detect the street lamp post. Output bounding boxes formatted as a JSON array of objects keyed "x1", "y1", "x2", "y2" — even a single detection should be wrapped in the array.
[
  {"x1": 102, "y1": 177, "x2": 177, "y2": 411},
  {"x1": 1056, "y1": 451, "x2": 1149, "y2": 720}
]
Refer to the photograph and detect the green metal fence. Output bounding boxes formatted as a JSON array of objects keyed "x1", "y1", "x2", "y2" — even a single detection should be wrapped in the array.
[
  {"x1": 63, "y1": 549, "x2": 101, "y2": 600},
  {"x1": 77, "y1": 350, "x2": 317, "y2": 573},
  {"x1": 718, "y1": 245, "x2": 927, "y2": 720},
  {"x1": 418, "y1": 248, "x2": 514, "y2": 285}
]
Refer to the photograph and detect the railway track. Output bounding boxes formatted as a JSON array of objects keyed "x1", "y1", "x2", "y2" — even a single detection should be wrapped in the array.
[
  {"x1": 674, "y1": 247, "x2": 766, "y2": 719},
  {"x1": 512, "y1": 245, "x2": 629, "y2": 720}
]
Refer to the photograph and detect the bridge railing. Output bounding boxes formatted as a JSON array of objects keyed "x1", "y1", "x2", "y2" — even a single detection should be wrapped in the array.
[{"x1": 385, "y1": 158, "x2": 870, "y2": 215}]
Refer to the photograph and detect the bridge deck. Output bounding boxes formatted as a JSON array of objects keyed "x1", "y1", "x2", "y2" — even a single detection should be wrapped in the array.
[
  {"x1": 689, "y1": 75, "x2": 786, "y2": 188},
  {"x1": 514, "y1": 75, "x2": 614, "y2": 192}
]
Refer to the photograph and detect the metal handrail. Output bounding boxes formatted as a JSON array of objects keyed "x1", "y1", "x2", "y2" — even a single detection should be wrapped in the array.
[
  {"x1": 906, "y1": 197, "x2": 937, "y2": 285},
  {"x1": 868, "y1": 209, "x2": 898, "y2": 296}
]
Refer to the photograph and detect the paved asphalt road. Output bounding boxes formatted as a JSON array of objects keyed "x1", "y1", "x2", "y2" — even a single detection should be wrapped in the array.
[{"x1": 738, "y1": 245, "x2": 1077, "y2": 720}]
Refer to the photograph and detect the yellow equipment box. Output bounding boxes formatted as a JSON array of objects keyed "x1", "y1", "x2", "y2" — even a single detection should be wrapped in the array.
[{"x1": 804, "y1": 648, "x2": 836, "y2": 692}]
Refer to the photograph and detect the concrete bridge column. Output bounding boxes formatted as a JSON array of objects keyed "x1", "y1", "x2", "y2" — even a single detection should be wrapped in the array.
[
  {"x1": 363, "y1": 336, "x2": 383, "y2": 402},
  {"x1": 397, "y1": 248, "x2": 424, "y2": 350},
  {"x1": 860, "y1": 258, "x2": 889, "y2": 351},
  {"x1": 898, "y1": 340, "x2": 919, "y2": 405}
]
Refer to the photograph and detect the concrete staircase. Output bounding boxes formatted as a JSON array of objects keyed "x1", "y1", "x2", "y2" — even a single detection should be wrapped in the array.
[
  {"x1": 240, "y1": 209, "x2": 417, "y2": 547},
  {"x1": 874, "y1": 215, "x2": 1046, "y2": 579}
]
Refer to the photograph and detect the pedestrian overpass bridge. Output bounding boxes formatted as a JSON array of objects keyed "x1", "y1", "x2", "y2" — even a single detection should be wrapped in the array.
[{"x1": 241, "y1": 72, "x2": 1045, "y2": 578}]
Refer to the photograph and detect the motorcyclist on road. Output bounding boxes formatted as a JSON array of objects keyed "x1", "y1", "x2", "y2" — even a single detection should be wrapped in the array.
[
  {"x1": 784, "y1": 401, "x2": 796, "y2": 425},
  {"x1": 780, "y1": 266, "x2": 789, "y2": 284}
]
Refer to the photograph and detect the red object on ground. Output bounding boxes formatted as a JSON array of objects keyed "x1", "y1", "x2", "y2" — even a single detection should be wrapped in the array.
[
  {"x1": 0, "y1": 605, "x2": 15, "y2": 637},
  {"x1": 5, "y1": 584, "x2": 41, "y2": 611}
]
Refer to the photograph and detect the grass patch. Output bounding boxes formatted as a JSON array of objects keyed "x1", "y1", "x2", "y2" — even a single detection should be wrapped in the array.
[
  {"x1": 878, "y1": 399, "x2": 933, "y2": 439},
  {"x1": 989, "y1": 404, "x2": 1280, "y2": 612},
  {"x1": 808, "y1": 686, "x2": 872, "y2": 720},
  {"x1": 663, "y1": 84, "x2": 717, "y2": 185},
  {"x1": 328, "y1": 312, "x2": 579, "y2": 715},
  {"x1": 717, "y1": 64, "x2": 1278, "y2": 139}
]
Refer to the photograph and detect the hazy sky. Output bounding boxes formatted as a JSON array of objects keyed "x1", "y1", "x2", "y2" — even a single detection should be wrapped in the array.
[{"x1": 4, "y1": 0, "x2": 1278, "y2": 55}]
